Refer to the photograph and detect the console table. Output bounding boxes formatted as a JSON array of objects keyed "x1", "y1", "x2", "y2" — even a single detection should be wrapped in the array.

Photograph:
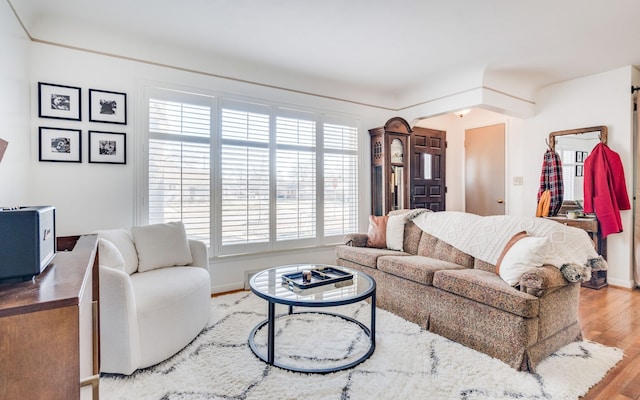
[
  {"x1": 0, "y1": 235, "x2": 100, "y2": 399},
  {"x1": 547, "y1": 216, "x2": 607, "y2": 289}
]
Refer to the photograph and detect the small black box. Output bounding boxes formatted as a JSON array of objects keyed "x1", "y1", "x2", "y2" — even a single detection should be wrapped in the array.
[{"x1": 0, "y1": 206, "x2": 56, "y2": 281}]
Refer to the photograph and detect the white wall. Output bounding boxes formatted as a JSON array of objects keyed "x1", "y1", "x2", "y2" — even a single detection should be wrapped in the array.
[
  {"x1": 27, "y1": 42, "x2": 389, "y2": 292},
  {"x1": 0, "y1": 2, "x2": 31, "y2": 205},
  {"x1": 413, "y1": 108, "x2": 526, "y2": 215},
  {"x1": 525, "y1": 67, "x2": 635, "y2": 288}
]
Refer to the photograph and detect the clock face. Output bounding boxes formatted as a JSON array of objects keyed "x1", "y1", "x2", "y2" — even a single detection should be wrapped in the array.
[{"x1": 390, "y1": 138, "x2": 403, "y2": 163}]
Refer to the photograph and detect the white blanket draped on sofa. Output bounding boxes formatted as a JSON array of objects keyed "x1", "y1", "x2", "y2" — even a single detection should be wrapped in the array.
[{"x1": 410, "y1": 211, "x2": 603, "y2": 270}]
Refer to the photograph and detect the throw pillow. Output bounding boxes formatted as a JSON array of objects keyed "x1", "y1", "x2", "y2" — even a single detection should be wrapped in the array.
[
  {"x1": 131, "y1": 221, "x2": 193, "y2": 273},
  {"x1": 98, "y1": 238, "x2": 126, "y2": 272},
  {"x1": 496, "y1": 232, "x2": 549, "y2": 286},
  {"x1": 386, "y1": 214, "x2": 407, "y2": 251},
  {"x1": 495, "y1": 231, "x2": 528, "y2": 272},
  {"x1": 366, "y1": 215, "x2": 388, "y2": 248},
  {"x1": 95, "y1": 228, "x2": 139, "y2": 275}
]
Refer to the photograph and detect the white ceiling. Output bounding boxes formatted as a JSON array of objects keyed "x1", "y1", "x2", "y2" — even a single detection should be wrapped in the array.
[{"x1": 9, "y1": 0, "x2": 640, "y2": 107}]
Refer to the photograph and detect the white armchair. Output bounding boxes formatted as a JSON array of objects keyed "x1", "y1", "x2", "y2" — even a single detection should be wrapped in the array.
[{"x1": 97, "y1": 222, "x2": 211, "y2": 375}]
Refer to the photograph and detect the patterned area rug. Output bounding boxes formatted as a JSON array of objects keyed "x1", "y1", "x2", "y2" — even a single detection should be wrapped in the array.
[{"x1": 100, "y1": 291, "x2": 622, "y2": 400}]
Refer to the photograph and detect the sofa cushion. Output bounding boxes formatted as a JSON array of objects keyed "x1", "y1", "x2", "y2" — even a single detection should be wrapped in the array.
[
  {"x1": 417, "y1": 232, "x2": 475, "y2": 268},
  {"x1": 366, "y1": 215, "x2": 388, "y2": 248},
  {"x1": 432, "y1": 269, "x2": 539, "y2": 318},
  {"x1": 377, "y1": 255, "x2": 468, "y2": 285},
  {"x1": 96, "y1": 228, "x2": 139, "y2": 275},
  {"x1": 131, "y1": 221, "x2": 193, "y2": 273},
  {"x1": 335, "y1": 245, "x2": 408, "y2": 268},
  {"x1": 98, "y1": 238, "x2": 126, "y2": 272}
]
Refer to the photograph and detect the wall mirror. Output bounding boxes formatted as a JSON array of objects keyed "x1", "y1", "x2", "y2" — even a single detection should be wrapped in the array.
[{"x1": 548, "y1": 126, "x2": 607, "y2": 210}]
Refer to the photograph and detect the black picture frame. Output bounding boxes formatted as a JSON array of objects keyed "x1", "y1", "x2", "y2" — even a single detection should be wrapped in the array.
[
  {"x1": 38, "y1": 82, "x2": 81, "y2": 121},
  {"x1": 575, "y1": 151, "x2": 583, "y2": 163},
  {"x1": 576, "y1": 165, "x2": 584, "y2": 177},
  {"x1": 39, "y1": 127, "x2": 82, "y2": 163},
  {"x1": 89, "y1": 89, "x2": 127, "y2": 125},
  {"x1": 88, "y1": 130, "x2": 126, "y2": 164}
]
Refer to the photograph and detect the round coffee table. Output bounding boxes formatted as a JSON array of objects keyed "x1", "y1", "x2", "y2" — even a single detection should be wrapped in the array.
[{"x1": 248, "y1": 264, "x2": 376, "y2": 374}]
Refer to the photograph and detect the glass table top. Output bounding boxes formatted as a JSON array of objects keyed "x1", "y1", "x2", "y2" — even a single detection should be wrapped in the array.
[{"x1": 249, "y1": 264, "x2": 375, "y2": 306}]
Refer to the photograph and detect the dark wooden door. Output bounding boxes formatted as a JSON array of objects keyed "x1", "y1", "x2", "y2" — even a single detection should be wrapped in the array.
[{"x1": 410, "y1": 127, "x2": 446, "y2": 211}]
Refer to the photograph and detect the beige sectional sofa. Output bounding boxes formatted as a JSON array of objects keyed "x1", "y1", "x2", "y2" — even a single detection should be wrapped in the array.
[{"x1": 335, "y1": 213, "x2": 587, "y2": 372}]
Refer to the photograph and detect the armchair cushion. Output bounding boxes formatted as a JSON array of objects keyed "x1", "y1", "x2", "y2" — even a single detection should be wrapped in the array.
[
  {"x1": 98, "y1": 238, "x2": 125, "y2": 272},
  {"x1": 131, "y1": 221, "x2": 193, "y2": 272},
  {"x1": 96, "y1": 228, "x2": 139, "y2": 275}
]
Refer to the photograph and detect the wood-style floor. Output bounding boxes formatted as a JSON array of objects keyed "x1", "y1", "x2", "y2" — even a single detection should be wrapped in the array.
[{"x1": 580, "y1": 285, "x2": 640, "y2": 399}]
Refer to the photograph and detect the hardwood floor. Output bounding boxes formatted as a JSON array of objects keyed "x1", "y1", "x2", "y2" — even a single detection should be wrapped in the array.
[{"x1": 580, "y1": 285, "x2": 640, "y2": 399}]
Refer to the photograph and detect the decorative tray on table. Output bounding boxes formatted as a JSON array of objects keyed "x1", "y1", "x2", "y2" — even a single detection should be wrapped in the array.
[{"x1": 282, "y1": 267, "x2": 353, "y2": 290}]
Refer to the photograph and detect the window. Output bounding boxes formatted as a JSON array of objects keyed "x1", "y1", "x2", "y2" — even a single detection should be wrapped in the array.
[
  {"x1": 144, "y1": 88, "x2": 359, "y2": 256},
  {"x1": 561, "y1": 149, "x2": 575, "y2": 201},
  {"x1": 220, "y1": 106, "x2": 270, "y2": 247},
  {"x1": 323, "y1": 123, "x2": 358, "y2": 238},
  {"x1": 148, "y1": 96, "x2": 211, "y2": 246},
  {"x1": 275, "y1": 115, "x2": 316, "y2": 242}
]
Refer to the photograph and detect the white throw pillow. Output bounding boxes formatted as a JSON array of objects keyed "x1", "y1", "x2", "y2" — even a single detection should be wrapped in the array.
[
  {"x1": 497, "y1": 235, "x2": 549, "y2": 286},
  {"x1": 131, "y1": 221, "x2": 193, "y2": 273},
  {"x1": 98, "y1": 238, "x2": 126, "y2": 272},
  {"x1": 386, "y1": 214, "x2": 407, "y2": 251},
  {"x1": 96, "y1": 228, "x2": 139, "y2": 275}
]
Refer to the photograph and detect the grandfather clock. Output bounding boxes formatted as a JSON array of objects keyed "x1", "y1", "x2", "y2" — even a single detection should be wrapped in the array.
[{"x1": 369, "y1": 117, "x2": 411, "y2": 216}]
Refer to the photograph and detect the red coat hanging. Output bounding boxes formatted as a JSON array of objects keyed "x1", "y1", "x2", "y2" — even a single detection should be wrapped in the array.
[{"x1": 583, "y1": 142, "x2": 630, "y2": 238}]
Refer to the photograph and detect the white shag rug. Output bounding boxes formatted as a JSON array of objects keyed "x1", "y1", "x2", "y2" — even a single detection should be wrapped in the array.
[{"x1": 101, "y1": 291, "x2": 623, "y2": 400}]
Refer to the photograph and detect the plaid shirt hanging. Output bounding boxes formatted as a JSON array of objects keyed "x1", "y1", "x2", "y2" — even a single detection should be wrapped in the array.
[{"x1": 537, "y1": 150, "x2": 564, "y2": 216}]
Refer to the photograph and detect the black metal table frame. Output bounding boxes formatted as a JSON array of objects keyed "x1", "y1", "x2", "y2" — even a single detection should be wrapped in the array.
[{"x1": 248, "y1": 273, "x2": 376, "y2": 374}]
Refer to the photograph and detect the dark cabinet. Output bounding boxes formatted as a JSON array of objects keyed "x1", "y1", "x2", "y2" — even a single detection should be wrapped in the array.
[{"x1": 370, "y1": 117, "x2": 446, "y2": 215}]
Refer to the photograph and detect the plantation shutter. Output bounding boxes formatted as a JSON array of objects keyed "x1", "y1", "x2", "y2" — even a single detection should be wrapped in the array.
[
  {"x1": 276, "y1": 116, "x2": 316, "y2": 241},
  {"x1": 148, "y1": 98, "x2": 211, "y2": 246},
  {"x1": 323, "y1": 122, "x2": 358, "y2": 238},
  {"x1": 220, "y1": 106, "x2": 270, "y2": 246}
]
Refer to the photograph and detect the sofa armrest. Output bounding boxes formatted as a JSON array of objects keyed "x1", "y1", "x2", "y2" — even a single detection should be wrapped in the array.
[
  {"x1": 188, "y1": 239, "x2": 209, "y2": 271},
  {"x1": 343, "y1": 233, "x2": 369, "y2": 247},
  {"x1": 519, "y1": 265, "x2": 569, "y2": 297},
  {"x1": 99, "y1": 265, "x2": 141, "y2": 375}
]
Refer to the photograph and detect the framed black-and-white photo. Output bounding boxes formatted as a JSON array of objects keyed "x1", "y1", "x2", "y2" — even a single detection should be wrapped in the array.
[
  {"x1": 575, "y1": 151, "x2": 583, "y2": 163},
  {"x1": 39, "y1": 127, "x2": 81, "y2": 163},
  {"x1": 89, "y1": 131, "x2": 126, "y2": 164},
  {"x1": 89, "y1": 89, "x2": 127, "y2": 124},
  {"x1": 38, "y1": 82, "x2": 82, "y2": 121},
  {"x1": 576, "y1": 165, "x2": 584, "y2": 177}
]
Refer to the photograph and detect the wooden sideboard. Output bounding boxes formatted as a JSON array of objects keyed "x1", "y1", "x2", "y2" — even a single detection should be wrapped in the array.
[
  {"x1": 0, "y1": 235, "x2": 99, "y2": 399},
  {"x1": 546, "y1": 216, "x2": 607, "y2": 289}
]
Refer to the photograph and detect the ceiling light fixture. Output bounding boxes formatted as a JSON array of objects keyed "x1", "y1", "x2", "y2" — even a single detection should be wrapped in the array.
[{"x1": 454, "y1": 109, "x2": 471, "y2": 118}]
